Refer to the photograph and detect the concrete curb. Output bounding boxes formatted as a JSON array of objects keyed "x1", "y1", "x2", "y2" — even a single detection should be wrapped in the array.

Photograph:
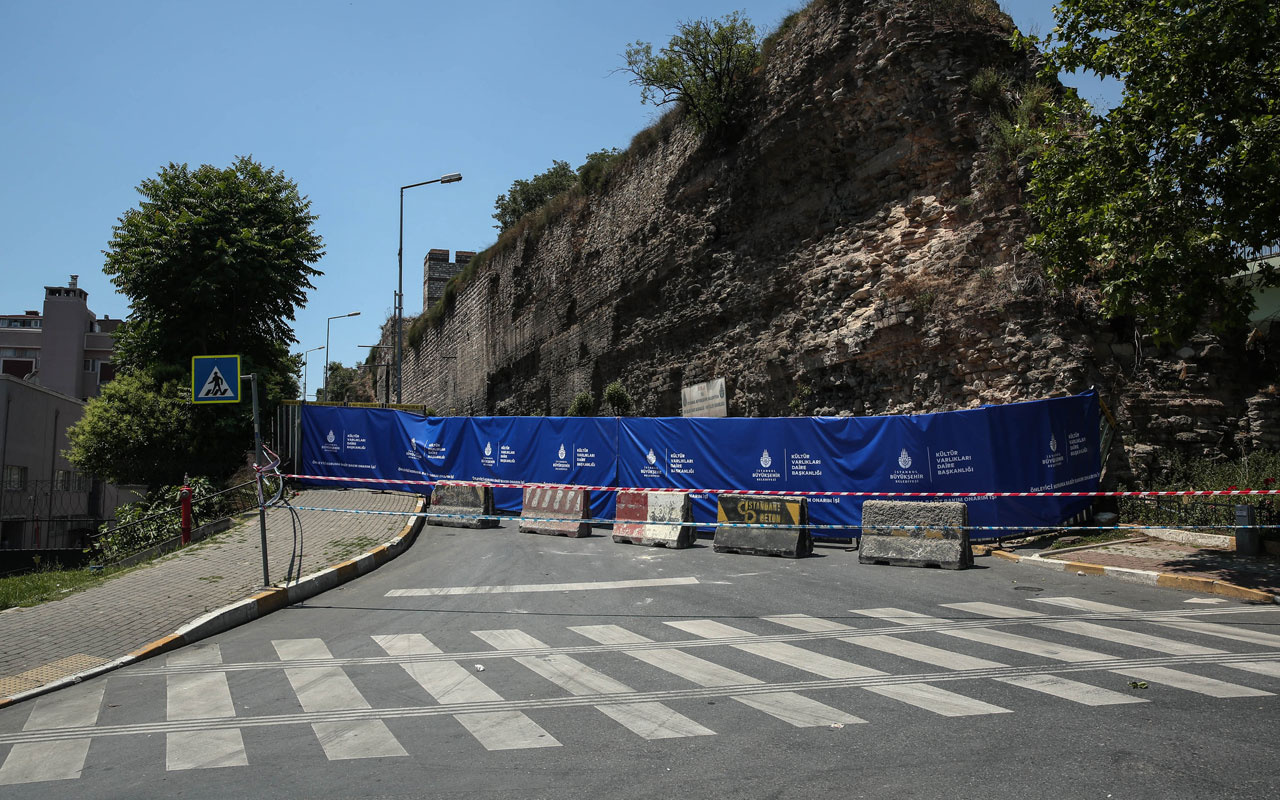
[
  {"x1": 0, "y1": 496, "x2": 426, "y2": 709},
  {"x1": 990, "y1": 548, "x2": 1278, "y2": 604}
]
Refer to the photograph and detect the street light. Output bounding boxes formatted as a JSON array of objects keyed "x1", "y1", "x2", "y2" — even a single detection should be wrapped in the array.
[
  {"x1": 359, "y1": 344, "x2": 394, "y2": 403},
  {"x1": 397, "y1": 171, "x2": 462, "y2": 403},
  {"x1": 324, "y1": 311, "x2": 361, "y2": 402},
  {"x1": 298, "y1": 345, "x2": 324, "y2": 402}
]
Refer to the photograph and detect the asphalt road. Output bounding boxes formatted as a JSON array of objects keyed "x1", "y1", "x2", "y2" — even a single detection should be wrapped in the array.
[{"x1": 2, "y1": 522, "x2": 1279, "y2": 800}]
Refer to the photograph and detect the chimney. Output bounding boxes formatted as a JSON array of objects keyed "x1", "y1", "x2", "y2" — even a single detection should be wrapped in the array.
[
  {"x1": 69, "y1": 274, "x2": 79, "y2": 288},
  {"x1": 426, "y1": 249, "x2": 450, "y2": 265},
  {"x1": 455, "y1": 251, "x2": 476, "y2": 267}
]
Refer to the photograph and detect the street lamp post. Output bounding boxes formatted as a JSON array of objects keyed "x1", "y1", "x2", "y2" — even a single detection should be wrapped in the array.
[
  {"x1": 324, "y1": 311, "x2": 361, "y2": 402},
  {"x1": 299, "y1": 345, "x2": 324, "y2": 402},
  {"x1": 359, "y1": 344, "x2": 394, "y2": 404},
  {"x1": 396, "y1": 171, "x2": 462, "y2": 403}
]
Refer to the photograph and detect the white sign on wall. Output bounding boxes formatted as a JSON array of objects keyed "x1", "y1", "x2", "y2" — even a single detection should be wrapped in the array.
[{"x1": 681, "y1": 378, "x2": 727, "y2": 417}]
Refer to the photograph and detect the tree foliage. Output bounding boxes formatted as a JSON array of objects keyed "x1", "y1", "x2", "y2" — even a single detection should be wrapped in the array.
[
  {"x1": 66, "y1": 373, "x2": 194, "y2": 488},
  {"x1": 622, "y1": 12, "x2": 761, "y2": 134},
  {"x1": 69, "y1": 157, "x2": 324, "y2": 487},
  {"x1": 104, "y1": 156, "x2": 325, "y2": 378},
  {"x1": 492, "y1": 160, "x2": 578, "y2": 232},
  {"x1": 316, "y1": 362, "x2": 374, "y2": 403},
  {"x1": 1025, "y1": 0, "x2": 1280, "y2": 342},
  {"x1": 602, "y1": 380, "x2": 633, "y2": 416},
  {"x1": 567, "y1": 391, "x2": 595, "y2": 416}
]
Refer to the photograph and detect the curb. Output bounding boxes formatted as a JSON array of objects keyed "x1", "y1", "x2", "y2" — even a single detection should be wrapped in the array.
[
  {"x1": 989, "y1": 548, "x2": 1278, "y2": 604},
  {"x1": 0, "y1": 496, "x2": 426, "y2": 709}
]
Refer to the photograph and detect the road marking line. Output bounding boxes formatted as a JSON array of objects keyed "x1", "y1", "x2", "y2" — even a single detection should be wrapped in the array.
[
  {"x1": 853, "y1": 608, "x2": 1117, "y2": 663},
  {"x1": 993, "y1": 675, "x2": 1146, "y2": 706},
  {"x1": 0, "y1": 682, "x2": 104, "y2": 785},
  {"x1": 571, "y1": 624, "x2": 863, "y2": 726},
  {"x1": 386, "y1": 576, "x2": 699, "y2": 597},
  {"x1": 762, "y1": 614, "x2": 858, "y2": 633},
  {"x1": 944, "y1": 602, "x2": 1226, "y2": 655},
  {"x1": 474, "y1": 629, "x2": 713, "y2": 740},
  {"x1": 666, "y1": 620, "x2": 885, "y2": 679},
  {"x1": 1112, "y1": 667, "x2": 1273, "y2": 698},
  {"x1": 165, "y1": 645, "x2": 247, "y2": 770},
  {"x1": 273, "y1": 639, "x2": 407, "y2": 760},
  {"x1": 1032, "y1": 597, "x2": 1280, "y2": 648},
  {"x1": 865, "y1": 683, "x2": 1010, "y2": 717},
  {"x1": 372, "y1": 633, "x2": 559, "y2": 750}
]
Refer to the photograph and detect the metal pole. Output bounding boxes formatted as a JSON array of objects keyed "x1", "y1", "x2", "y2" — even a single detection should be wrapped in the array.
[
  {"x1": 396, "y1": 186, "x2": 405, "y2": 404},
  {"x1": 324, "y1": 319, "x2": 332, "y2": 402},
  {"x1": 248, "y1": 373, "x2": 270, "y2": 586}
]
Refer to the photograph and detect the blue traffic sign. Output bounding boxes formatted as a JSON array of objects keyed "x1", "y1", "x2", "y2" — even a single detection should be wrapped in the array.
[{"x1": 192, "y1": 355, "x2": 241, "y2": 404}]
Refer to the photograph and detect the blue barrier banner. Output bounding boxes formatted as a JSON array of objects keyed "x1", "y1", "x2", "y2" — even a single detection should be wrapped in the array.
[{"x1": 297, "y1": 392, "x2": 1099, "y2": 538}]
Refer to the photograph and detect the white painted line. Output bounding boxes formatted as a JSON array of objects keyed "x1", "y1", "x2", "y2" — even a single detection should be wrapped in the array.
[
  {"x1": 995, "y1": 675, "x2": 1147, "y2": 706},
  {"x1": 853, "y1": 608, "x2": 1117, "y2": 663},
  {"x1": 166, "y1": 643, "x2": 225, "y2": 667},
  {"x1": 666, "y1": 620, "x2": 885, "y2": 679},
  {"x1": 273, "y1": 638, "x2": 408, "y2": 760},
  {"x1": 843, "y1": 634, "x2": 1005, "y2": 671},
  {"x1": 865, "y1": 683, "x2": 1011, "y2": 717},
  {"x1": 1185, "y1": 598, "x2": 1229, "y2": 604},
  {"x1": 1033, "y1": 597, "x2": 1280, "y2": 648},
  {"x1": 763, "y1": 614, "x2": 857, "y2": 633},
  {"x1": 0, "y1": 683, "x2": 104, "y2": 785},
  {"x1": 166, "y1": 730, "x2": 249, "y2": 770},
  {"x1": 1226, "y1": 661, "x2": 1280, "y2": 679},
  {"x1": 474, "y1": 628, "x2": 714, "y2": 739},
  {"x1": 386, "y1": 576, "x2": 699, "y2": 597},
  {"x1": 373, "y1": 633, "x2": 561, "y2": 750},
  {"x1": 167, "y1": 671, "x2": 237, "y2": 721},
  {"x1": 731, "y1": 692, "x2": 865, "y2": 727},
  {"x1": 946, "y1": 602, "x2": 1226, "y2": 655},
  {"x1": 1113, "y1": 667, "x2": 1274, "y2": 698}
]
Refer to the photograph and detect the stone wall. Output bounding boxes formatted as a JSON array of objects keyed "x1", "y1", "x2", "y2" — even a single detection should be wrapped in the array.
[{"x1": 386, "y1": 0, "x2": 1279, "y2": 483}]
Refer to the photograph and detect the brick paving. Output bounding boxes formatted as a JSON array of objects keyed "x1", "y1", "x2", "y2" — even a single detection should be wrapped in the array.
[
  {"x1": 1045, "y1": 539, "x2": 1280, "y2": 595},
  {"x1": 0, "y1": 489, "x2": 419, "y2": 697}
]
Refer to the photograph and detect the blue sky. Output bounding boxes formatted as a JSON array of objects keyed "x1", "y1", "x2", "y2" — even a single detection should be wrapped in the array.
[{"x1": 1, "y1": 1, "x2": 1116, "y2": 398}]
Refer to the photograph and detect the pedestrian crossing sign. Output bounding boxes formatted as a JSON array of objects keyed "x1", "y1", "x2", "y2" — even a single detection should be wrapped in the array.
[{"x1": 192, "y1": 355, "x2": 241, "y2": 404}]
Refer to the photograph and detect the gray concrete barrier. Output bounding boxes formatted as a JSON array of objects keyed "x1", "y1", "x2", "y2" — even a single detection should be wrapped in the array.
[
  {"x1": 520, "y1": 487, "x2": 591, "y2": 537},
  {"x1": 428, "y1": 483, "x2": 497, "y2": 529},
  {"x1": 858, "y1": 500, "x2": 971, "y2": 569}
]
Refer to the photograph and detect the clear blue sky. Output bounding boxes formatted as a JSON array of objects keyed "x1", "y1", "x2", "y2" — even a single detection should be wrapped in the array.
[{"x1": 1, "y1": 1, "x2": 1115, "y2": 399}]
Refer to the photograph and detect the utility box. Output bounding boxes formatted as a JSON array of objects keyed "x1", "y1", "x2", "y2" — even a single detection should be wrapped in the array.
[{"x1": 1235, "y1": 504, "x2": 1261, "y2": 556}]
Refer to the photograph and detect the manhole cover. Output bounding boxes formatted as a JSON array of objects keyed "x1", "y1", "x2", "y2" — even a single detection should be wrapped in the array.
[{"x1": 1013, "y1": 585, "x2": 1043, "y2": 592}]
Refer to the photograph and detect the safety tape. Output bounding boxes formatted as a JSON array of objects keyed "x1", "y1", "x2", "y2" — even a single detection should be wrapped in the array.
[
  {"x1": 286, "y1": 505, "x2": 1277, "y2": 532},
  {"x1": 283, "y1": 473, "x2": 1280, "y2": 499}
]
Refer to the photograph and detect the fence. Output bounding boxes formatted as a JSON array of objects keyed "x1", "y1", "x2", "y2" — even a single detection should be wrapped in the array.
[{"x1": 86, "y1": 480, "x2": 263, "y2": 564}]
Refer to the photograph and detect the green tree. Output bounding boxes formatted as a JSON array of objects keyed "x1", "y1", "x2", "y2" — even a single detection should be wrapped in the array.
[
  {"x1": 316, "y1": 362, "x2": 373, "y2": 403},
  {"x1": 66, "y1": 373, "x2": 194, "y2": 487},
  {"x1": 70, "y1": 156, "x2": 325, "y2": 486},
  {"x1": 492, "y1": 160, "x2": 578, "y2": 232},
  {"x1": 577, "y1": 148, "x2": 625, "y2": 193},
  {"x1": 602, "y1": 380, "x2": 633, "y2": 416},
  {"x1": 1025, "y1": 0, "x2": 1280, "y2": 342},
  {"x1": 622, "y1": 11, "x2": 760, "y2": 134},
  {"x1": 567, "y1": 391, "x2": 595, "y2": 416}
]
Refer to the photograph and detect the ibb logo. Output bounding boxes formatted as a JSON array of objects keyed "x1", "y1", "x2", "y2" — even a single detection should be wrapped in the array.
[
  {"x1": 558, "y1": 444, "x2": 566, "y2": 460},
  {"x1": 898, "y1": 449, "x2": 912, "y2": 469},
  {"x1": 646, "y1": 448, "x2": 657, "y2": 466},
  {"x1": 1050, "y1": 434, "x2": 1058, "y2": 453},
  {"x1": 760, "y1": 450, "x2": 773, "y2": 468},
  {"x1": 484, "y1": 442, "x2": 492, "y2": 457},
  {"x1": 326, "y1": 430, "x2": 335, "y2": 444}
]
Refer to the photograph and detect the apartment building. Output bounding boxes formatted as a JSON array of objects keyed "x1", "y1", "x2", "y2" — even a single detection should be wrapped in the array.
[{"x1": 0, "y1": 274, "x2": 119, "y2": 400}]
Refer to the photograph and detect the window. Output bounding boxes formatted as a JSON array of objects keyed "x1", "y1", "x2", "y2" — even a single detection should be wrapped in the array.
[
  {"x1": 3, "y1": 465, "x2": 27, "y2": 491},
  {"x1": 54, "y1": 469, "x2": 70, "y2": 491}
]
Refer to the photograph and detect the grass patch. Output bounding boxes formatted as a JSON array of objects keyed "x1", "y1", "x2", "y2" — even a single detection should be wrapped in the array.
[
  {"x1": 322, "y1": 535, "x2": 381, "y2": 564},
  {"x1": 0, "y1": 566, "x2": 123, "y2": 610}
]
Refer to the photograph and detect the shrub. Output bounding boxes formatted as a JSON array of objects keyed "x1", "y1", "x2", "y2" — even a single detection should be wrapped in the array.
[
  {"x1": 567, "y1": 392, "x2": 595, "y2": 416},
  {"x1": 603, "y1": 381, "x2": 634, "y2": 415}
]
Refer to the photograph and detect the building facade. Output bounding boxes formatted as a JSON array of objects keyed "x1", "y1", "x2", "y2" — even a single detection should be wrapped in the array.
[{"x1": 0, "y1": 274, "x2": 120, "y2": 401}]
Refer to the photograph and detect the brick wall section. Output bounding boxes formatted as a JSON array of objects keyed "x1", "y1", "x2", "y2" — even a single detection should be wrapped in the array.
[{"x1": 385, "y1": 0, "x2": 1279, "y2": 480}]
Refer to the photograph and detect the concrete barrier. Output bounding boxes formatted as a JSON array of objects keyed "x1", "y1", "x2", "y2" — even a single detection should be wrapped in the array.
[
  {"x1": 858, "y1": 500, "x2": 972, "y2": 569},
  {"x1": 713, "y1": 494, "x2": 811, "y2": 558},
  {"x1": 519, "y1": 487, "x2": 591, "y2": 537},
  {"x1": 613, "y1": 490, "x2": 694, "y2": 548},
  {"x1": 427, "y1": 483, "x2": 497, "y2": 529}
]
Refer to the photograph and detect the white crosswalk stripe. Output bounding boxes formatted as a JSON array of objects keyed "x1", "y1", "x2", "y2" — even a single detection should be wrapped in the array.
[
  {"x1": 0, "y1": 682, "x2": 103, "y2": 785},
  {"x1": 372, "y1": 633, "x2": 560, "y2": 750},
  {"x1": 472, "y1": 629, "x2": 715, "y2": 740},
  {"x1": 3, "y1": 594, "x2": 1279, "y2": 785},
  {"x1": 165, "y1": 644, "x2": 247, "y2": 771},
  {"x1": 570, "y1": 623, "x2": 863, "y2": 727},
  {"x1": 274, "y1": 638, "x2": 408, "y2": 760}
]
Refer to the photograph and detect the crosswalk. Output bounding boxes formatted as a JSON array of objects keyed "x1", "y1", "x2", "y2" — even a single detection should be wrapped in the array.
[{"x1": 1, "y1": 596, "x2": 1278, "y2": 785}]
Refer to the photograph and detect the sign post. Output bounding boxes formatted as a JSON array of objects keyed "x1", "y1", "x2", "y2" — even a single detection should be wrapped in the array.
[{"x1": 242, "y1": 372, "x2": 271, "y2": 587}]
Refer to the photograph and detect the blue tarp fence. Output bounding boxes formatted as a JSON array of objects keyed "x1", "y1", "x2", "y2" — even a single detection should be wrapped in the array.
[{"x1": 297, "y1": 391, "x2": 1101, "y2": 539}]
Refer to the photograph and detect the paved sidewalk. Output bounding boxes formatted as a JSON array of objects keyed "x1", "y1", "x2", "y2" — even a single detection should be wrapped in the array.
[
  {"x1": 1041, "y1": 538, "x2": 1280, "y2": 595},
  {"x1": 0, "y1": 488, "x2": 419, "y2": 700}
]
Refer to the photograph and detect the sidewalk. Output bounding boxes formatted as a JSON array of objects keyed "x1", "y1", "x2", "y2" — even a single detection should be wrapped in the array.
[
  {"x1": 0, "y1": 488, "x2": 421, "y2": 704},
  {"x1": 991, "y1": 531, "x2": 1280, "y2": 603}
]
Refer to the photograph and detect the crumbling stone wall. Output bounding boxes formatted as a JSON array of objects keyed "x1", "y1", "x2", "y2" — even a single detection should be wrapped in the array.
[{"x1": 387, "y1": 0, "x2": 1278, "y2": 484}]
